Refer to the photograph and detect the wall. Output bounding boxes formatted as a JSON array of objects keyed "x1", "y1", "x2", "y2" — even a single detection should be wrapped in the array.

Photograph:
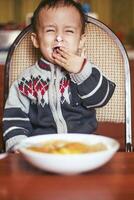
[
  {"x1": 91, "y1": 0, "x2": 134, "y2": 44},
  {"x1": 17, "y1": 0, "x2": 39, "y2": 23},
  {"x1": 0, "y1": 0, "x2": 39, "y2": 25},
  {"x1": 87, "y1": 0, "x2": 112, "y2": 26},
  {"x1": 0, "y1": 0, "x2": 15, "y2": 23},
  {"x1": 0, "y1": 0, "x2": 134, "y2": 36},
  {"x1": 111, "y1": 0, "x2": 134, "y2": 37},
  {"x1": 0, "y1": 0, "x2": 134, "y2": 29}
]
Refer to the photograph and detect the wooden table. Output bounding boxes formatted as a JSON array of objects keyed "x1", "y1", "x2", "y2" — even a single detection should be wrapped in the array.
[{"x1": 0, "y1": 152, "x2": 134, "y2": 200}]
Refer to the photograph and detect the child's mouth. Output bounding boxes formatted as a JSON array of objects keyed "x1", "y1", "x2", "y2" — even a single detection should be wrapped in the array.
[
  {"x1": 53, "y1": 43, "x2": 62, "y2": 54},
  {"x1": 53, "y1": 46, "x2": 60, "y2": 54}
]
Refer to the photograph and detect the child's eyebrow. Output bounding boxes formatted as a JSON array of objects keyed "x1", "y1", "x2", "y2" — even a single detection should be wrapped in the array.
[
  {"x1": 43, "y1": 24, "x2": 56, "y2": 29},
  {"x1": 43, "y1": 24, "x2": 56, "y2": 28},
  {"x1": 64, "y1": 26, "x2": 76, "y2": 30},
  {"x1": 42, "y1": 25, "x2": 77, "y2": 31}
]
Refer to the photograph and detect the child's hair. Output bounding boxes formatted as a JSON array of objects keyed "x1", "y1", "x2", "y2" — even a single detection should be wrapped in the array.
[{"x1": 31, "y1": 0, "x2": 86, "y2": 34}]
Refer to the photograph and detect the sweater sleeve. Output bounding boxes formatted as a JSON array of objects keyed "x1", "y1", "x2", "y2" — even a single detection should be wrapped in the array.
[
  {"x1": 70, "y1": 60, "x2": 116, "y2": 108},
  {"x1": 3, "y1": 80, "x2": 33, "y2": 152}
]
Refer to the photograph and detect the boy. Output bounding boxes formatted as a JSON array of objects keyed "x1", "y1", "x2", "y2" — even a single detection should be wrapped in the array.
[{"x1": 3, "y1": 0, "x2": 115, "y2": 152}]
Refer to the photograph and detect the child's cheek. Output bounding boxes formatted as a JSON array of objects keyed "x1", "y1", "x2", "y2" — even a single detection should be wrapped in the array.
[{"x1": 46, "y1": 47, "x2": 53, "y2": 54}]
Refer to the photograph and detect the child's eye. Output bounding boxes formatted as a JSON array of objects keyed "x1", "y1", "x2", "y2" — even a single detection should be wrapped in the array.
[
  {"x1": 66, "y1": 30, "x2": 74, "y2": 33},
  {"x1": 46, "y1": 29, "x2": 55, "y2": 32}
]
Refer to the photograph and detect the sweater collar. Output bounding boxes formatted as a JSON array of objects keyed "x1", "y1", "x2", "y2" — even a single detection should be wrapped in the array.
[
  {"x1": 38, "y1": 57, "x2": 67, "y2": 74},
  {"x1": 38, "y1": 58, "x2": 51, "y2": 70}
]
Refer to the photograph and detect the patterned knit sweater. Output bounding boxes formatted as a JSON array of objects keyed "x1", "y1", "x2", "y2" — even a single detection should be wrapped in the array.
[{"x1": 3, "y1": 58, "x2": 116, "y2": 151}]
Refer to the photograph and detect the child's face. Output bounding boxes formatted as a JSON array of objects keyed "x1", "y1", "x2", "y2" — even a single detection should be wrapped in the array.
[{"x1": 31, "y1": 6, "x2": 84, "y2": 64}]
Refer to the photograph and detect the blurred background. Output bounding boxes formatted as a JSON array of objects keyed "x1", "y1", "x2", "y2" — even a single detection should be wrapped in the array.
[
  {"x1": 0, "y1": 0, "x2": 134, "y2": 62},
  {"x1": 0, "y1": 0, "x2": 134, "y2": 48}
]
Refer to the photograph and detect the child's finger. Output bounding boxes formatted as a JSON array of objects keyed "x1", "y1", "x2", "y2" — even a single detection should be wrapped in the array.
[
  {"x1": 54, "y1": 58, "x2": 69, "y2": 69},
  {"x1": 53, "y1": 53, "x2": 67, "y2": 65},
  {"x1": 59, "y1": 46, "x2": 70, "y2": 56},
  {"x1": 57, "y1": 48, "x2": 69, "y2": 59}
]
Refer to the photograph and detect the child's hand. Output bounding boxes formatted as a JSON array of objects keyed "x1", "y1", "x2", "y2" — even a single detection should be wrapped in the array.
[{"x1": 52, "y1": 46, "x2": 85, "y2": 73}]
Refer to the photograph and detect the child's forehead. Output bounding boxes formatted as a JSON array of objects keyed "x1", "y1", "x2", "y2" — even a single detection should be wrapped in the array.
[
  {"x1": 37, "y1": 5, "x2": 83, "y2": 33},
  {"x1": 40, "y1": 5, "x2": 81, "y2": 18}
]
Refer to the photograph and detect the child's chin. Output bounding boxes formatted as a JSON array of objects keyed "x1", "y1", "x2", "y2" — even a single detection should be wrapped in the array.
[{"x1": 49, "y1": 57, "x2": 56, "y2": 64}]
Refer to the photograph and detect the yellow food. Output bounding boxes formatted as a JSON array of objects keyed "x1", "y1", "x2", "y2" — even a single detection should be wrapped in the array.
[{"x1": 27, "y1": 140, "x2": 107, "y2": 154}]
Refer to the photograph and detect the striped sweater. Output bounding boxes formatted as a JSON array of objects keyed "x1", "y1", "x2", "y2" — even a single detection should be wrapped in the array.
[{"x1": 3, "y1": 58, "x2": 115, "y2": 151}]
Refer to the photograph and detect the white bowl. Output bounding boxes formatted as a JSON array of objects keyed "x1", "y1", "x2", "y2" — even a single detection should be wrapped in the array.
[{"x1": 16, "y1": 134, "x2": 120, "y2": 175}]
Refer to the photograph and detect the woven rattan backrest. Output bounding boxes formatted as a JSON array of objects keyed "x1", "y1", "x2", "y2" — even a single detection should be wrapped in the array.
[
  {"x1": 84, "y1": 20, "x2": 126, "y2": 123},
  {"x1": 5, "y1": 18, "x2": 129, "y2": 124},
  {"x1": 6, "y1": 27, "x2": 40, "y2": 87}
]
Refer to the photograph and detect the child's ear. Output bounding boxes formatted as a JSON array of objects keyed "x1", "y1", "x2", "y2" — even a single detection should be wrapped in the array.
[
  {"x1": 31, "y1": 32, "x2": 39, "y2": 48},
  {"x1": 79, "y1": 34, "x2": 86, "y2": 49},
  {"x1": 78, "y1": 34, "x2": 86, "y2": 57}
]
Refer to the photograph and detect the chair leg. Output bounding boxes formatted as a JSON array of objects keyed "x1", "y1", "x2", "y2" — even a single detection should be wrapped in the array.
[{"x1": 126, "y1": 143, "x2": 133, "y2": 152}]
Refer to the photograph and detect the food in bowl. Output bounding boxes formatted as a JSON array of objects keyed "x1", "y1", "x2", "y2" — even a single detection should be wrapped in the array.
[
  {"x1": 27, "y1": 140, "x2": 107, "y2": 154},
  {"x1": 17, "y1": 134, "x2": 120, "y2": 175}
]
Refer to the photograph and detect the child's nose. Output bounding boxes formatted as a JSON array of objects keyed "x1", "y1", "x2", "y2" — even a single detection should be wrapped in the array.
[{"x1": 56, "y1": 35, "x2": 63, "y2": 42}]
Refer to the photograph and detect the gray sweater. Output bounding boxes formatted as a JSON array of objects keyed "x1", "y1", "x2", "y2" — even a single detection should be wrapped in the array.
[{"x1": 3, "y1": 58, "x2": 115, "y2": 151}]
